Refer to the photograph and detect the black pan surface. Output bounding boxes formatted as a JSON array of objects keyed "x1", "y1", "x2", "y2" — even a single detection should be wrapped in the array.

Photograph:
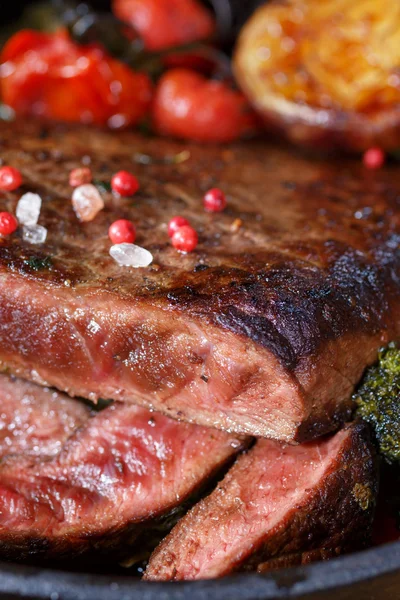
[{"x1": 0, "y1": 541, "x2": 398, "y2": 600}]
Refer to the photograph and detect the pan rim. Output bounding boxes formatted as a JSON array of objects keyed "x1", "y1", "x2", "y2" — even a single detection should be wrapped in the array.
[{"x1": 0, "y1": 540, "x2": 398, "y2": 599}]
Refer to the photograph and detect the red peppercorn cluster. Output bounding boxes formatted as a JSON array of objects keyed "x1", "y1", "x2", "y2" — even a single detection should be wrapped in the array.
[
  {"x1": 0, "y1": 159, "x2": 229, "y2": 260},
  {"x1": 168, "y1": 216, "x2": 190, "y2": 238},
  {"x1": 68, "y1": 168, "x2": 140, "y2": 245},
  {"x1": 0, "y1": 161, "x2": 229, "y2": 258},
  {"x1": 107, "y1": 172, "x2": 139, "y2": 243},
  {"x1": 0, "y1": 165, "x2": 22, "y2": 237},
  {"x1": 167, "y1": 216, "x2": 198, "y2": 253},
  {"x1": 166, "y1": 188, "x2": 228, "y2": 254}
]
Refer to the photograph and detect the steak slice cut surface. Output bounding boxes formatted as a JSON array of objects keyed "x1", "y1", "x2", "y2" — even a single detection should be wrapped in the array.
[
  {"x1": 145, "y1": 421, "x2": 377, "y2": 580},
  {"x1": 0, "y1": 374, "x2": 91, "y2": 459},
  {"x1": 0, "y1": 120, "x2": 399, "y2": 440},
  {"x1": 0, "y1": 374, "x2": 243, "y2": 560}
]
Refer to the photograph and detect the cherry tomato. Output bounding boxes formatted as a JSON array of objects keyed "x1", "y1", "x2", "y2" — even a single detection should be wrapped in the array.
[
  {"x1": 0, "y1": 166, "x2": 22, "y2": 191},
  {"x1": 152, "y1": 69, "x2": 258, "y2": 143},
  {"x1": 113, "y1": 0, "x2": 215, "y2": 51},
  {"x1": 0, "y1": 30, "x2": 153, "y2": 128},
  {"x1": 171, "y1": 225, "x2": 198, "y2": 253},
  {"x1": 109, "y1": 219, "x2": 137, "y2": 244}
]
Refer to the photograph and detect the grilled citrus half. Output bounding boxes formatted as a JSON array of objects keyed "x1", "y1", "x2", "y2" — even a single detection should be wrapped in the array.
[{"x1": 234, "y1": 0, "x2": 400, "y2": 151}]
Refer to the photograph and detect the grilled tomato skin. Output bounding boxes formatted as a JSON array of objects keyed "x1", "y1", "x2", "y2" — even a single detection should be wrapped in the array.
[
  {"x1": 234, "y1": 0, "x2": 400, "y2": 151},
  {"x1": 152, "y1": 68, "x2": 258, "y2": 143},
  {"x1": 0, "y1": 29, "x2": 153, "y2": 128},
  {"x1": 113, "y1": 0, "x2": 215, "y2": 51}
]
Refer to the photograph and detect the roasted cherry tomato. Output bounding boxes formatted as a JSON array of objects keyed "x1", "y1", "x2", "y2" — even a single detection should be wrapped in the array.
[
  {"x1": 113, "y1": 0, "x2": 215, "y2": 51},
  {"x1": 152, "y1": 69, "x2": 258, "y2": 143},
  {"x1": 0, "y1": 30, "x2": 153, "y2": 128}
]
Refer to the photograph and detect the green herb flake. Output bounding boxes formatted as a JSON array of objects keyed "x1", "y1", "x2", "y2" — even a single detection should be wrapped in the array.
[
  {"x1": 93, "y1": 179, "x2": 112, "y2": 193},
  {"x1": 24, "y1": 256, "x2": 53, "y2": 271}
]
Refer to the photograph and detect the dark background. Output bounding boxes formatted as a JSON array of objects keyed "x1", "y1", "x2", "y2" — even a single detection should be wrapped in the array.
[
  {"x1": 3, "y1": 0, "x2": 108, "y2": 21},
  {"x1": 4, "y1": 0, "x2": 25, "y2": 21},
  {"x1": 2, "y1": 0, "x2": 265, "y2": 47}
]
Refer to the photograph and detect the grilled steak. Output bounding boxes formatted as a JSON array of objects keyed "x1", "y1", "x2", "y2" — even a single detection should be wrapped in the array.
[
  {"x1": 145, "y1": 421, "x2": 377, "y2": 580},
  {"x1": 0, "y1": 374, "x2": 243, "y2": 560},
  {"x1": 0, "y1": 374, "x2": 91, "y2": 459},
  {"x1": 0, "y1": 119, "x2": 399, "y2": 440}
]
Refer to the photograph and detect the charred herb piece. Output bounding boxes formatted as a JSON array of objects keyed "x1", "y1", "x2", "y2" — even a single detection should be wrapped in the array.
[
  {"x1": 93, "y1": 179, "x2": 112, "y2": 193},
  {"x1": 354, "y1": 343, "x2": 400, "y2": 463},
  {"x1": 53, "y1": 0, "x2": 231, "y2": 80},
  {"x1": 132, "y1": 150, "x2": 191, "y2": 165},
  {"x1": 24, "y1": 256, "x2": 53, "y2": 271},
  {"x1": 52, "y1": 0, "x2": 145, "y2": 61},
  {"x1": 207, "y1": 0, "x2": 266, "y2": 47}
]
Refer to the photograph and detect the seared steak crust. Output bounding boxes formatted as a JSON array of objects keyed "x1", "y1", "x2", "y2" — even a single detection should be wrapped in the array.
[
  {"x1": 0, "y1": 119, "x2": 399, "y2": 439},
  {"x1": 145, "y1": 421, "x2": 378, "y2": 580}
]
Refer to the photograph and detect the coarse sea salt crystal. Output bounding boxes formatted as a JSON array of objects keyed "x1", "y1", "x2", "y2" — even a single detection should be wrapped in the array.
[
  {"x1": 22, "y1": 224, "x2": 47, "y2": 245},
  {"x1": 72, "y1": 184, "x2": 104, "y2": 222},
  {"x1": 110, "y1": 243, "x2": 153, "y2": 268},
  {"x1": 16, "y1": 193, "x2": 42, "y2": 226}
]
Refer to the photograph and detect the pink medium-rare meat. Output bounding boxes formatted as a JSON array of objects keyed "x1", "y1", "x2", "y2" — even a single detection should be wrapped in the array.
[
  {"x1": 0, "y1": 119, "x2": 399, "y2": 440},
  {"x1": 0, "y1": 374, "x2": 91, "y2": 459},
  {"x1": 145, "y1": 421, "x2": 377, "y2": 580},
  {"x1": 0, "y1": 374, "x2": 243, "y2": 560}
]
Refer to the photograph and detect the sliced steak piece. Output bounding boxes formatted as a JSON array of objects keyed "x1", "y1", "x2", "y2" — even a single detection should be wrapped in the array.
[
  {"x1": 145, "y1": 421, "x2": 377, "y2": 580},
  {"x1": 0, "y1": 120, "x2": 399, "y2": 440},
  {"x1": 0, "y1": 375, "x2": 243, "y2": 560},
  {"x1": 0, "y1": 374, "x2": 91, "y2": 459}
]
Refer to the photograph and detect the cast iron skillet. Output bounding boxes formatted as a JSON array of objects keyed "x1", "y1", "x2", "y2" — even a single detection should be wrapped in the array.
[
  {"x1": 1, "y1": 2, "x2": 400, "y2": 598},
  {"x1": 0, "y1": 541, "x2": 398, "y2": 600}
]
